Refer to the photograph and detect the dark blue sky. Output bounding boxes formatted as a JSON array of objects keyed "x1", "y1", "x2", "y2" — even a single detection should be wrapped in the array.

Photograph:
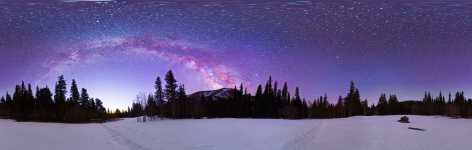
[{"x1": 1, "y1": 0, "x2": 472, "y2": 109}]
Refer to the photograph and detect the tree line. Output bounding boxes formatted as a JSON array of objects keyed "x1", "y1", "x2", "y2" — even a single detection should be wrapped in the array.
[
  {"x1": 118, "y1": 70, "x2": 472, "y2": 119},
  {"x1": 0, "y1": 75, "x2": 107, "y2": 122},
  {"x1": 2, "y1": 70, "x2": 472, "y2": 122}
]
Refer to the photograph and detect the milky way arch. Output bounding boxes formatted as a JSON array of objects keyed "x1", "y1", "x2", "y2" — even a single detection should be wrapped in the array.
[{"x1": 42, "y1": 35, "x2": 243, "y2": 90}]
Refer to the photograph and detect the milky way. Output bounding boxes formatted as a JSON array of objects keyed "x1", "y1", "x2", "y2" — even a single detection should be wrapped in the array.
[
  {"x1": 2, "y1": 0, "x2": 472, "y2": 109},
  {"x1": 43, "y1": 35, "x2": 244, "y2": 89}
]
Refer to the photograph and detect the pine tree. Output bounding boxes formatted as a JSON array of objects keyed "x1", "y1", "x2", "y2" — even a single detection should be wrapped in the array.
[
  {"x1": 54, "y1": 75, "x2": 67, "y2": 121},
  {"x1": 264, "y1": 76, "x2": 273, "y2": 96},
  {"x1": 155, "y1": 76, "x2": 164, "y2": 105},
  {"x1": 34, "y1": 86, "x2": 40, "y2": 115},
  {"x1": 0, "y1": 96, "x2": 5, "y2": 116},
  {"x1": 37, "y1": 87, "x2": 54, "y2": 120},
  {"x1": 377, "y1": 93, "x2": 388, "y2": 115},
  {"x1": 13, "y1": 83, "x2": 25, "y2": 120},
  {"x1": 177, "y1": 84, "x2": 187, "y2": 118},
  {"x1": 435, "y1": 92, "x2": 446, "y2": 115},
  {"x1": 145, "y1": 94, "x2": 157, "y2": 117},
  {"x1": 361, "y1": 99, "x2": 369, "y2": 115},
  {"x1": 5, "y1": 92, "x2": 12, "y2": 116},
  {"x1": 80, "y1": 88, "x2": 90, "y2": 109},
  {"x1": 344, "y1": 81, "x2": 362, "y2": 116},
  {"x1": 454, "y1": 91, "x2": 467, "y2": 117},
  {"x1": 422, "y1": 92, "x2": 433, "y2": 115},
  {"x1": 25, "y1": 83, "x2": 34, "y2": 119},
  {"x1": 70, "y1": 80, "x2": 80, "y2": 105},
  {"x1": 292, "y1": 87, "x2": 303, "y2": 119},
  {"x1": 254, "y1": 85, "x2": 263, "y2": 118},
  {"x1": 273, "y1": 81, "x2": 278, "y2": 97},
  {"x1": 335, "y1": 96, "x2": 344, "y2": 117},
  {"x1": 155, "y1": 76, "x2": 165, "y2": 117},
  {"x1": 294, "y1": 88, "x2": 300, "y2": 102},
  {"x1": 164, "y1": 70, "x2": 178, "y2": 118},
  {"x1": 282, "y1": 82, "x2": 288, "y2": 101},
  {"x1": 89, "y1": 99, "x2": 96, "y2": 113},
  {"x1": 95, "y1": 98, "x2": 106, "y2": 116},
  {"x1": 301, "y1": 99, "x2": 308, "y2": 118}
]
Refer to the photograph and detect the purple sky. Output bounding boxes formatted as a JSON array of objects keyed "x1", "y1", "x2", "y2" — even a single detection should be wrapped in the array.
[{"x1": 1, "y1": 0, "x2": 472, "y2": 109}]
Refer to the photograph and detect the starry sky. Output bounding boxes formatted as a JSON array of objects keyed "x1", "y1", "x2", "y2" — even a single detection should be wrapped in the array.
[{"x1": 1, "y1": 0, "x2": 472, "y2": 110}]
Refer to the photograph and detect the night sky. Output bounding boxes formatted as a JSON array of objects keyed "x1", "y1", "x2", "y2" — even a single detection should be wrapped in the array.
[{"x1": 1, "y1": 0, "x2": 472, "y2": 109}]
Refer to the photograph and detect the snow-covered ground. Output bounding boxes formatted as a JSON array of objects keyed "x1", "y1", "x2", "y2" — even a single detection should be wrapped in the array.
[{"x1": 1, "y1": 116, "x2": 471, "y2": 150}]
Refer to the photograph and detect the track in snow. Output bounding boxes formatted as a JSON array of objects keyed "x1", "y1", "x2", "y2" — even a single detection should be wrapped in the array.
[
  {"x1": 101, "y1": 124, "x2": 151, "y2": 150},
  {"x1": 282, "y1": 120, "x2": 327, "y2": 150}
]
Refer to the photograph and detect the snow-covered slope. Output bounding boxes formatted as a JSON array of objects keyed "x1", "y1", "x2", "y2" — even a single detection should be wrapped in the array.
[
  {"x1": 1, "y1": 116, "x2": 471, "y2": 150},
  {"x1": 188, "y1": 88, "x2": 240, "y2": 100}
]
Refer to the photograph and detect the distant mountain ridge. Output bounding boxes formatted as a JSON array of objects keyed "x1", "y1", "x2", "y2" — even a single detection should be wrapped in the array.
[{"x1": 188, "y1": 88, "x2": 241, "y2": 100}]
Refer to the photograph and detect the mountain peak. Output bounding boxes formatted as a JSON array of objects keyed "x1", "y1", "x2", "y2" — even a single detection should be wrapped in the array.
[{"x1": 189, "y1": 88, "x2": 240, "y2": 100}]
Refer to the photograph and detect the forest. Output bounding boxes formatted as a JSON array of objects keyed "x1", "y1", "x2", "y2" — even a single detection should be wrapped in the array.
[
  {"x1": 0, "y1": 76, "x2": 106, "y2": 122},
  {"x1": 121, "y1": 70, "x2": 472, "y2": 120},
  {"x1": 1, "y1": 70, "x2": 472, "y2": 122}
]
